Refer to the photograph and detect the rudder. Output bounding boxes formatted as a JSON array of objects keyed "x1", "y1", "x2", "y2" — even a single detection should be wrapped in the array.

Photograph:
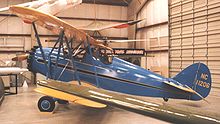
[{"x1": 173, "y1": 63, "x2": 212, "y2": 100}]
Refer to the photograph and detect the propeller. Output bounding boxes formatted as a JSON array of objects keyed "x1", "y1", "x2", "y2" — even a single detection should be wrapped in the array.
[{"x1": 12, "y1": 54, "x2": 29, "y2": 61}]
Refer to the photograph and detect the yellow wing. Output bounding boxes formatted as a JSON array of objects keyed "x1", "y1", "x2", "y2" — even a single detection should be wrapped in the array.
[
  {"x1": 37, "y1": 80, "x2": 163, "y2": 113},
  {"x1": 9, "y1": 6, "x2": 112, "y2": 50},
  {"x1": 35, "y1": 87, "x2": 107, "y2": 108},
  {"x1": 35, "y1": 80, "x2": 218, "y2": 123}
]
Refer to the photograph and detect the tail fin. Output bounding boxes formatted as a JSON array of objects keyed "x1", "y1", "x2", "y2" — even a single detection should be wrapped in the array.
[{"x1": 173, "y1": 63, "x2": 212, "y2": 100}]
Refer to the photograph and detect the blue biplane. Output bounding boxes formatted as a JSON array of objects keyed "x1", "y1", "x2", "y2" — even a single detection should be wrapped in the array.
[{"x1": 10, "y1": 6, "x2": 212, "y2": 117}]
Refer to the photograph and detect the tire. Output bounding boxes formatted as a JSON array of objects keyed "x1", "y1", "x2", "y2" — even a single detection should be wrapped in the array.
[{"x1": 38, "y1": 96, "x2": 55, "y2": 112}]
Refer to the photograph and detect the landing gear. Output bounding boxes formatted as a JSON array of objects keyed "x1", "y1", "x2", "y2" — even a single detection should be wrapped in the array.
[
  {"x1": 57, "y1": 99, "x2": 69, "y2": 104},
  {"x1": 163, "y1": 97, "x2": 169, "y2": 102},
  {"x1": 38, "y1": 96, "x2": 55, "y2": 112}
]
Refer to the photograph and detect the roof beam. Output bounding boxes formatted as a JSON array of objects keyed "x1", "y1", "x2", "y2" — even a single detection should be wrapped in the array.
[{"x1": 82, "y1": 0, "x2": 131, "y2": 6}]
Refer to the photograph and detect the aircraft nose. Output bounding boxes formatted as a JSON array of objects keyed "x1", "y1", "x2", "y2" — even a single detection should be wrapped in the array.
[
  {"x1": 12, "y1": 54, "x2": 29, "y2": 61},
  {"x1": 27, "y1": 46, "x2": 39, "y2": 72}
]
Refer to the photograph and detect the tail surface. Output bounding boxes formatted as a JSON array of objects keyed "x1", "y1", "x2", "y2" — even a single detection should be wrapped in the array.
[{"x1": 172, "y1": 63, "x2": 212, "y2": 100}]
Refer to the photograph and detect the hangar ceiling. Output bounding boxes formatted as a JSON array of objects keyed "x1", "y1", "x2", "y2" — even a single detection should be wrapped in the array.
[{"x1": 82, "y1": 0, "x2": 132, "y2": 6}]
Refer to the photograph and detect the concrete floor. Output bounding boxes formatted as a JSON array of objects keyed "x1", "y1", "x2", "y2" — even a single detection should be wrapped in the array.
[{"x1": 0, "y1": 87, "x2": 220, "y2": 124}]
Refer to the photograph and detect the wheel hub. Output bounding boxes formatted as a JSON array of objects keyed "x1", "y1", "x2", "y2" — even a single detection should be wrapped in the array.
[{"x1": 41, "y1": 100, "x2": 51, "y2": 110}]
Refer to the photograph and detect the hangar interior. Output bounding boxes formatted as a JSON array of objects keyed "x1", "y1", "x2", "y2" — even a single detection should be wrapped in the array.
[{"x1": 0, "y1": 0, "x2": 220, "y2": 123}]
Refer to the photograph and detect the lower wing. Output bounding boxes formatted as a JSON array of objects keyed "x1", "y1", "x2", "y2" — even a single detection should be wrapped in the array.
[
  {"x1": 36, "y1": 80, "x2": 162, "y2": 112},
  {"x1": 35, "y1": 80, "x2": 219, "y2": 123},
  {"x1": 35, "y1": 87, "x2": 106, "y2": 108}
]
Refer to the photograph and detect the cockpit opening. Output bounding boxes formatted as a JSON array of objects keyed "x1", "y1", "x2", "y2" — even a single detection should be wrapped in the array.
[
  {"x1": 63, "y1": 41, "x2": 113, "y2": 64},
  {"x1": 93, "y1": 48, "x2": 113, "y2": 64}
]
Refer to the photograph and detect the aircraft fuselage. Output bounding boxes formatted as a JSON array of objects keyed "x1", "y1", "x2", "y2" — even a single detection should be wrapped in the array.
[{"x1": 28, "y1": 48, "x2": 196, "y2": 100}]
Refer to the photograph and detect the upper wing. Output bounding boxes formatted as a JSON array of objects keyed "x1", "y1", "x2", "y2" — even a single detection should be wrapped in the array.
[
  {"x1": 0, "y1": 67, "x2": 28, "y2": 75},
  {"x1": 9, "y1": 6, "x2": 112, "y2": 50},
  {"x1": 78, "y1": 19, "x2": 144, "y2": 31}
]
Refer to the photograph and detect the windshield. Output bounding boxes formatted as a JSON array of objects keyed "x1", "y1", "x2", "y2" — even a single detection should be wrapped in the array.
[{"x1": 92, "y1": 48, "x2": 113, "y2": 64}]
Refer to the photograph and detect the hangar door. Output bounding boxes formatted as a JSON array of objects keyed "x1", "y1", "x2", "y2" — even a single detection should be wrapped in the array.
[{"x1": 169, "y1": 0, "x2": 220, "y2": 93}]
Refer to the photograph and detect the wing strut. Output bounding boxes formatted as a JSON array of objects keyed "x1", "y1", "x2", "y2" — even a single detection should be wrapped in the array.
[
  {"x1": 86, "y1": 36, "x2": 99, "y2": 87},
  {"x1": 32, "y1": 22, "x2": 50, "y2": 78},
  {"x1": 32, "y1": 23, "x2": 81, "y2": 84},
  {"x1": 48, "y1": 30, "x2": 65, "y2": 79},
  {"x1": 64, "y1": 37, "x2": 81, "y2": 85}
]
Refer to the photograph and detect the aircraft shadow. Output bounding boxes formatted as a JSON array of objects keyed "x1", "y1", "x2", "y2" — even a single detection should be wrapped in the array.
[{"x1": 55, "y1": 104, "x2": 115, "y2": 124}]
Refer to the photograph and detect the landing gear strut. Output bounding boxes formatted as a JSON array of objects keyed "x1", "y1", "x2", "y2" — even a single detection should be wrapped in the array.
[
  {"x1": 38, "y1": 96, "x2": 55, "y2": 112},
  {"x1": 57, "y1": 99, "x2": 69, "y2": 104},
  {"x1": 163, "y1": 97, "x2": 169, "y2": 102}
]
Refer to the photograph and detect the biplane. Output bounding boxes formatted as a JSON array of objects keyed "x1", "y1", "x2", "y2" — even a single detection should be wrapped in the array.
[
  {"x1": 0, "y1": 1, "x2": 217, "y2": 123},
  {"x1": 8, "y1": 5, "x2": 212, "y2": 114}
]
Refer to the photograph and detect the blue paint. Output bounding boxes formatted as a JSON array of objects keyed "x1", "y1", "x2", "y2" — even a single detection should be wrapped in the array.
[
  {"x1": 28, "y1": 48, "x2": 212, "y2": 101},
  {"x1": 173, "y1": 63, "x2": 212, "y2": 100}
]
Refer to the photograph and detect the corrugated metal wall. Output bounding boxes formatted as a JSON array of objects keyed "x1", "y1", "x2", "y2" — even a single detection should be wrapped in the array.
[
  {"x1": 128, "y1": 0, "x2": 169, "y2": 77},
  {"x1": 169, "y1": 0, "x2": 220, "y2": 93}
]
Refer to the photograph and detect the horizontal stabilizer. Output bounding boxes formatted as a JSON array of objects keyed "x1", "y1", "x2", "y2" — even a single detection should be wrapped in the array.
[
  {"x1": 163, "y1": 81, "x2": 209, "y2": 103},
  {"x1": 163, "y1": 81, "x2": 196, "y2": 94}
]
